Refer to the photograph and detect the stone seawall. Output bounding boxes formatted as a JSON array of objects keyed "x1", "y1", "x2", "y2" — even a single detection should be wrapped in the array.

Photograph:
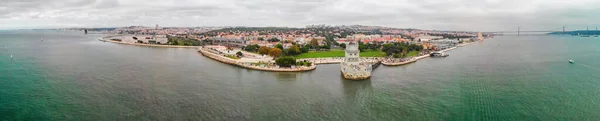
[
  {"x1": 199, "y1": 48, "x2": 316, "y2": 72},
  {"x1": 340, "y1": 62, "x2": 372, "y2": 80},
  {"x1": 382, "y1": 58, "x2": 417, "y2": 66}
]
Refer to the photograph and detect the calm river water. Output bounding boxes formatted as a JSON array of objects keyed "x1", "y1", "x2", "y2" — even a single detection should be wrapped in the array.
[{"x1": 1, "y1": 30, "x2": 600, "y2": 120}]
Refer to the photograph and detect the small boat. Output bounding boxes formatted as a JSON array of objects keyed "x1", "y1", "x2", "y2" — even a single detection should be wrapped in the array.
[
  {"x1": 581, "y1": 35, "x2": 590, "y2": 37},
  {"x1": 430, "y1": 52, "x2": 449, "y2": 57},
  {"x1": 41, "y1": 38, "x2": 44, "y2": 41},
  {"x1": 10, "y1": 54, "x2": 13, "y2": 59},
  {"x1": 569, "y1": 60, "x2": 575, "y2": 64}
]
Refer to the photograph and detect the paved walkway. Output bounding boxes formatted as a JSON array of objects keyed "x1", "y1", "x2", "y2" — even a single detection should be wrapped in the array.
[{"x1": 99, "y1": 38, "x2": 200, "y2": 48}]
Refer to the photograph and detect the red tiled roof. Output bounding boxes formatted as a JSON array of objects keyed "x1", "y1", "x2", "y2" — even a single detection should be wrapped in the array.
[{"x1": 361, "y1": 39, "x2": 370, "y2": 43}]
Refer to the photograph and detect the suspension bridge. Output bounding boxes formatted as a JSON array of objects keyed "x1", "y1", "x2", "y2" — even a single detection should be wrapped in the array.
[{"x1": 484, "y1": 26, "x2": 599, "y2": 35}]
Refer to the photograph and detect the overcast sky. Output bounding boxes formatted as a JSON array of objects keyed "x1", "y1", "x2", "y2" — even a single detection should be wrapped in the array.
[{"x1": 1, "y1": 0, "x2": 599, "y2": 31}]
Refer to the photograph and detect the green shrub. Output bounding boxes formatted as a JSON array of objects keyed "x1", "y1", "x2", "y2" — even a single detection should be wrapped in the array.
[
  {"x1": 295, "y1": 61, "x2": 312, "y2": 66},
  {"x1": 275, "y1": 57, "x2": 296, "y2": 67}
]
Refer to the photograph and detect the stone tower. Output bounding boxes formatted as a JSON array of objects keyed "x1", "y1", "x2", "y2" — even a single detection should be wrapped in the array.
[
  {"x1": 345, "y1": 42, "x2": 360, "y2": 65},
  {"x1": 341, "y1": 41, "x2": 372, "y2": 80}
]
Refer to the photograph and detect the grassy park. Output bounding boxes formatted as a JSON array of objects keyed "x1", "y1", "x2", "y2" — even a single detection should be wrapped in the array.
[
  {"x1": 404, "y1": 51, "x2": 420, "y2": 57},
  {"x1": 294, "y1": 49, "x2": 386, "y2": 59}
]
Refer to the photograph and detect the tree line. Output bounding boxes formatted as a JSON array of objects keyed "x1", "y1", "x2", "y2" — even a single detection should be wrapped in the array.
[
  {"x1": 381, "y1": 43, "x2": 424, "y2": 58},
  {"x1": 167, "y1": 35, "x2": 202, "y2": 46}
]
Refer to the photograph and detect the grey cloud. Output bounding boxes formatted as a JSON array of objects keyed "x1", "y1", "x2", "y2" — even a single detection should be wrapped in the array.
[{"x1": 0, "y1": 0, "x2": 599, "y2": 31}]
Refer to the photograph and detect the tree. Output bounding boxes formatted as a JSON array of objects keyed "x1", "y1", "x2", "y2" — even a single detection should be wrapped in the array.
[
  {"x1": 170, "y1": 40, "x2": 179, "y2": 45},
  {"x1": 383, "y1": 45, "x2": 401, "y2": 57},
  {"x1": 325, "y1": 35, "x2": 335, "y2": 46},
  {"x1": 287, "y1": 45, "x2": 301, "y2": 55},
  {"x1": 310, "y1": 39, "x2": 319, "y2": 48},
  {"x1": 301, "y1": 46, "x2": 310, "y2": 53},
  {"x1": 244, "y1": 44, "x2": 260, "y2": 52},
  {"x1": 365, "y1": 43, "x2": 377, "y2": 50},
  {"x1": 268, "y1": 48, "x2": 282, "y2": 57},
  {"x1": 382, "y1": 44, "x2": 395, "y2": 53},
  {"x1": 258, "y1": 37, "x2": 264, "y2": 41},
  {"x1": 258, "y1": 46, "x2": 271, "y2": 55},
  {"x1": 340, "y1": 43, "x2": 346, "y2": 49},
  {"x1": 358, "y1": 44, "x2": 366, "y2": 52},
  {"x1": 236, "y1": 51, "x2": 243, "y2": 57},
  {"x1": 267, "y1": 38, "x2": 280, "y2": 42},
  {"x1": 275, "y1": 44, "x2": 284, "y2": 50},
  {"x1": 275, "y1": 57, "x2": 296, "y2": 67},
  {"x1": 402, "y1": 47, "x2": 408, "y2": 56}
]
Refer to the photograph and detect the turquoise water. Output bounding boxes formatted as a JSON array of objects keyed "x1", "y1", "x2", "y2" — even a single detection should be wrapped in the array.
[{"x1": 1, "y1": 30, "x2": 600, "y2": 120}]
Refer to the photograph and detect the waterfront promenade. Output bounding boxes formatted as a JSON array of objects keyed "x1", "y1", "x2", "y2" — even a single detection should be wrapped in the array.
[
  {"x1": 199, "y1": 45, "x2": 463, "y2": 72},
  {"x1": 98, "y1": 37, "x2": 200, "y2": 48},
  {"x1": 382, "y1": 46, "x2": 460, "y2": 66}
]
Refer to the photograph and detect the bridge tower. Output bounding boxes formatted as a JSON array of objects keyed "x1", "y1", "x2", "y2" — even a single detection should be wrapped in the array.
[{"x1": 517, "y1": 26, "x2": 520, "y2": 36}]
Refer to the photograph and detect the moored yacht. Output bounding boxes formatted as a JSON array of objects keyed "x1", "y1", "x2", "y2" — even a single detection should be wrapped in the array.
[{"x1": 430, "y1": 52, "x2": 449, "y2": 57}]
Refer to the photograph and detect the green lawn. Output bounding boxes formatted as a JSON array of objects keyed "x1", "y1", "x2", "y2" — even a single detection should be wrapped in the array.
[
  {"x1": 405, "y1": 51, "x2": 419, "y2": 57},
  {"x1": 294, "y1": 49, "x2": 387, "y2": 59},
  {"x1": 360, "y1": 50, "x2": 387, "y2": 57}
]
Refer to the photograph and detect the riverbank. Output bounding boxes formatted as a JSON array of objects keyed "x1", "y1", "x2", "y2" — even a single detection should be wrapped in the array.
[
  {"x1": 200, "y1": 41, "x2": 468, "y2": 72},
  {"x1": 381, "y1": 45, "x2": 461, "y2": 66},
  {"x1": 98, "y1": 38, "x2": 200, "y2": 48},
  {"x1": 198, "y1": 47, "x2": 316, "y2": 72}
]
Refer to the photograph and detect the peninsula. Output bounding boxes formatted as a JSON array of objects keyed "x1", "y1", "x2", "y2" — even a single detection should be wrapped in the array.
[{"x1": 94, "y1": 25, "x2": 488, "y2": 80}]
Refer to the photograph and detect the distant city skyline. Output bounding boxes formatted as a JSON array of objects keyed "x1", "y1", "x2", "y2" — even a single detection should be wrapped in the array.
[{"x1": 1, "y1": 0, "x2": 599, "y2": 31}]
